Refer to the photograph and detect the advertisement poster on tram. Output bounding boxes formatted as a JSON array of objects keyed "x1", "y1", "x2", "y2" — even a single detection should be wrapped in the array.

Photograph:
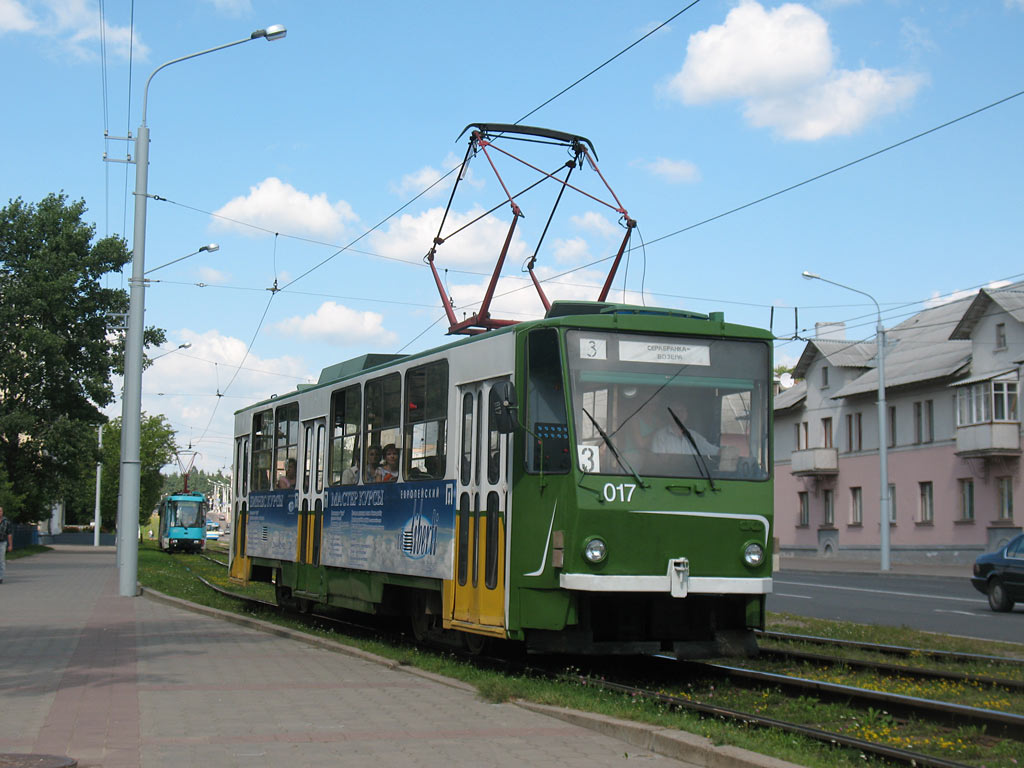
[
  {"x1": 321, "y1": 479, "x2": 455, "y2": 579},
  {"x1": 245, "y1": 490, "x2": 299, "y2": 560}
]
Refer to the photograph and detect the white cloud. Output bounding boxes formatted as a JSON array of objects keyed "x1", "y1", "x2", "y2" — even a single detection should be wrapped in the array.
[
  {"x1": 273, "y1": 301, "x2": 397, "y2": 347},
  {"x1": 4, "y1": 0, "x2": 147, "y2": 59},
  {"x1": 204, "y1": 0, "x2": 253, "y2": 15},
  {"x1": 391, "y1": 153, "x2": 474, "y2": 200},
  {"x1": 639, "y1": 157, "x2": 701, "y2": 183},
  {"x1": 552, "y1": 237, "x2": 590, "y2": 265},
  {"x1": 743, "y1": 68, "x2": 921, "y2": 140},
  {"x1": 0, "y1": 0, "x2": 36, "y2": 32},
  {"x1": 570, "y1": 211, "x2": 620, "y2": 238},
  {"x1": 666, "y1": 1, "x2": 922, "y2": 140},
  {"x1": 134, "y1": 329, "x2": 313, "y2": 471},
  {"x1": 369, "y1": 206, "x2": 528, "y2": 269},
  {"x1": 212, "y1": 178, "x2": 358, "y2": 241},
  {"x1": 197, "y1": 266, "x2": 231, "y2": 284}
]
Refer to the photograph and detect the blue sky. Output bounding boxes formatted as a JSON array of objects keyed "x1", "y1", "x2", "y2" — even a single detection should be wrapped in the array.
[{"x1": 2, "y1": 0, "x2": 1022, "y2": 472}]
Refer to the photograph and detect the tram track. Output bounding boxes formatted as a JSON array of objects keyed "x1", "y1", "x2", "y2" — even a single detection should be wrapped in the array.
[{"x1": 185, "y1": 568, "x2": 1020, "y2": 767}]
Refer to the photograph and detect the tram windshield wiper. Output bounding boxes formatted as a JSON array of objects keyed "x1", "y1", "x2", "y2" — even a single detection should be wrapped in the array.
[
  {"x1": 667, "y1": 406, "x2": 718, "y2": 492},
  {"x1": 581, "y1": 407, "x2": 645, "y2": 488}
]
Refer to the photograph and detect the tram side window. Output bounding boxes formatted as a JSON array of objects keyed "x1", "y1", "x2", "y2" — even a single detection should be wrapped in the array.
[
  {"x1": 330, "y1": 385, "x2": 361, "y2": 486},
  {"x1": 251, "y1": 409, "x2": 274, "y2": 491},
  {"x1": 526, "y1": 329, "x2": 570, "y2": 473},
  {"x1": 364, "y1": 373, "x2": 401, "y2": 483},
  {"x1": 275, "y1": 403, "x2": 299, "y2": 489},
  {"x1": 405, "y1": 360, "x2": 448, "y2": 480}
]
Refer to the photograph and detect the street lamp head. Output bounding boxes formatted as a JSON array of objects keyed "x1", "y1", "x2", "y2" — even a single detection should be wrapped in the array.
[
  {"x1": 801, "y1": 271, "x2": 820, "y2": 281},
  {"x1": 178, "y1": 342, "x2": 192, "y2": 350},
  {"x1": 199, "y1": 243, "x2": 219, "y2": 253},
  {"x1": 252, "y1": 24, "x2": 287, "y2": 41}
]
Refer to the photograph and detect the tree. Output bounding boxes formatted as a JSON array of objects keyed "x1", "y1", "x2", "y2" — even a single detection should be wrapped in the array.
[
  {"x1": 0, "y1": 193, "x2": 165, "y2": 522},
  {"x1": 91, "y1": 415, "x2": 177, "y2": 529}
]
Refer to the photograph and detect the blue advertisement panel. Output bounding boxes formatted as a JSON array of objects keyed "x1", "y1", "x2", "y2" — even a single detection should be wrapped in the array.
[
  {"x1": 321, "y1": 479, "x2": 455, "y2": 580},
  {"x1": 246, "y1": 489, "x2": 299, "y2": 561}
]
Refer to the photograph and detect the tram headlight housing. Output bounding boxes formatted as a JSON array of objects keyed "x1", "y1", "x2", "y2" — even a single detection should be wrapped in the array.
[
  {"x1": 583, "y1": 537, "x2": 607, "y2": 564},
  {"x1": 743, "y1": 542, "x2": 765, "y2": 567}
]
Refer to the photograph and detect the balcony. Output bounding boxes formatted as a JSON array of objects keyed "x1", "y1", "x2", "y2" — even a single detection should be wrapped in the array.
[
  {"x1": 955, "y1": 422, "x2": 1021, "y2": 457},
  {"x1": 791, "y1": 447, "x2": 839, "y2": 476}
]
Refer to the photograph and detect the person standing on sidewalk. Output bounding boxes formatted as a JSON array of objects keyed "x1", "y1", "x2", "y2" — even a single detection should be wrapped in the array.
[{"x1": 0, "y1": 505, "x2": 12, "y2": 584}]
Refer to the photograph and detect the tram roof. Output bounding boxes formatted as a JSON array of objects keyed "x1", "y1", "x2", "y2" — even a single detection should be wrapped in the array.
[{"x1": 236, "y1": 301, "x2": 772, "y2": 414}]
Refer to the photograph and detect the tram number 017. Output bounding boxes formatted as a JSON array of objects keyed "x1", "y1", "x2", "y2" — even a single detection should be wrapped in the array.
[{"x1": 603, "y1": 483, "x2": 636, "y2": 503}]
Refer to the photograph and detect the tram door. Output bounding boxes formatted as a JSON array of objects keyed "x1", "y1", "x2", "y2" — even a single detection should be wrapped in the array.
[
  {"x1": 451, "y1": 378, "x2": 509, "y2": 634},
  {"x1": 229, "y1": 436, "x2": 251, "y2": 584},
  {"x1": 297, "y1": 418, "x2": 326, "y2": 567}
]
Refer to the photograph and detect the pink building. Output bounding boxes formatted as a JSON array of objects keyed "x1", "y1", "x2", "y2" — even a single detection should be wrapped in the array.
[{"x1": 774, "y1": 284, "x2": 1022, "y2": 565}]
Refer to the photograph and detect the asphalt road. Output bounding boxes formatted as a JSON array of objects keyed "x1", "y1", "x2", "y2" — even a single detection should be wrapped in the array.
[{"x1": 767, "y1": 571, "x2": 1023, "y2": 645}]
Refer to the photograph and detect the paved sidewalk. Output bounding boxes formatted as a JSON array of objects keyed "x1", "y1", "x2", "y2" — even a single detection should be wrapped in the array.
[{"x1": 0, "y1": 547, "x2": 798, "y2": 768}]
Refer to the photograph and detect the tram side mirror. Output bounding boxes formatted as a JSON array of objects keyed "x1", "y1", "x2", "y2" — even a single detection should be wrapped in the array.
[{"x1": 492, "y1": 381, "x2": 519, "y2": 434}]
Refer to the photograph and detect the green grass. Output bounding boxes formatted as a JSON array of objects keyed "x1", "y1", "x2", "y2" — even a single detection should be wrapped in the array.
[
  {"x1": 8, "y1": 544, "x2": 52, "y2": 560},
  {"x1": 133, "y1": 549, "x2": 1024, "y2": 768}
]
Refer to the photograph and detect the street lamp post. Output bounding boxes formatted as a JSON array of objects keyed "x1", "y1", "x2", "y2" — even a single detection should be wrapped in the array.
[
  {"x1": 118, "y1": 25, "x2": 287, "y2": 597},
  {"x1": 801, "y1": 271, "x2": 890, "y2": 571}
]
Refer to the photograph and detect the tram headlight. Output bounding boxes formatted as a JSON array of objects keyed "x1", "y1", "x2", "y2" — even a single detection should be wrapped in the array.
[
  {"x1": 583, "y1": 537, "x2": 607, "y2": 564},
  {"x1": 743, "y1": 542, "x2": 765, "y2": 567}
]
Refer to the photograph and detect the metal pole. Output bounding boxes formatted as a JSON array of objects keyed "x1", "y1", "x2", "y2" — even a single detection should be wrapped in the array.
[
  {"x1": 94, "y1": 425, "x2": 103, "y2": 547},
  {"x1": 876, "y1": 321, "x2": 890, "y2": 571},
  {"x1": 118, "y1": 121, "x2": 149, "y2": 596},
  {"x1": 115, "y1": 26, "x2": 287, "y2": 597},
  {"x1": 800, "y1": 271, "x2": 890, "y2": 571}
]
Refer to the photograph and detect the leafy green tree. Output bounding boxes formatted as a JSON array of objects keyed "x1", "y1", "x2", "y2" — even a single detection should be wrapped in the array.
[
  {"x1": 91, "y1": 415, "x2": 177, "y2": 529},
  {"x1": 0, "y1": 193, "x2": 165, "y2": 522},
  {"x1": 161, "y1": 468, "x2": 231, "y2": 498}
]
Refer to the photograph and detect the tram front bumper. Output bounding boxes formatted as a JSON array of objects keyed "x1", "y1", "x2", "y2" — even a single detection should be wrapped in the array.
[{"x1": 559, "y1": 557, "x2": 772, "y2": 597}]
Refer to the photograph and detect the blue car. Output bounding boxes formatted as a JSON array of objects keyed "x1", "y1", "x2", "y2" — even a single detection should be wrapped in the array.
[{"x1": 971, "y1": 533, "x2": 1024, "y2": 612}]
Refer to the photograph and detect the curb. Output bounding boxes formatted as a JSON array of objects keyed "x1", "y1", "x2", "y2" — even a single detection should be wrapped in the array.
[
  {"x1": 141, "y1": 587, "x2": 802, "y2": 767},
  {"x1": 516, "y1": 702, "x2": 800, "y2": 768}
]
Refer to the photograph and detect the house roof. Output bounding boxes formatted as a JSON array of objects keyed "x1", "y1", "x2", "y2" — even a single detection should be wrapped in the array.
[
  {"x1": 773, "y1": 380, "x2": 807, "y2": 412},
  {"x1": 950, "y1": 284, "x2": 1024, "y2": 339},
  {"x1": 830, "y1": 296, "x2": 976, "y2": 398},
  {"x1": 792, "y1": 338, "x2": 877, "y2": 379}
]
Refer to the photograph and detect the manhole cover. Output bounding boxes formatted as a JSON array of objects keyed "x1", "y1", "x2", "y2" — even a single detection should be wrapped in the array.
[{"x1": 0, "y1": 756, "x2": 76, "y2": 768}]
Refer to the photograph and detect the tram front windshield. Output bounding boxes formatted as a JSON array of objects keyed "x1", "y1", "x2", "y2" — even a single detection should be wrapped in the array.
[
  {"x1": 170, "y1": 500, "x2": 202, "y2": 528},
  {"x1": 566, "y1": 330, "x2": 770, "y2": 481}
]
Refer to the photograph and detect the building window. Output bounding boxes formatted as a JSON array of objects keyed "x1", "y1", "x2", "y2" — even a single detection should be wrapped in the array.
[
  {"x1": 887, "y1": 483, "x2": 897, "y2": 523},
  {"x1": 995, "y1": 322, "x2": 1007, "y2": 350},
  {"x1": 993, "y1": 380, "x2": 1019, "y2": 422},
  {"x1": 957, "y1": 383, "x2": 991, "y2": 425},
  {"x1": 795, "y1": 421, "x2": 809, "y2": 450},
  {"x1": 822, "y1": 417, "x2": 833, "y2": 449},
  {"x1": 821, "y1": 366, "x2": 829, "y2": 389},
  {"x1": 918, "y1": 481, "x2": 934, "y2": 523},
  {"x1": 959, "y1": 479, "x2": 974, "y2": 521},
  {"x1": 912, "y1": 401, "x2": 933, "y2": 444},
  {"x1": 850, "y1": 487, "x2": 862, "y2": 525},
  {"x1": 823, "y1": 489, "x2": 834, "y2": 527},
  {"x1": 798, "y1": 492, "x2": 809, "y2": 527},
  {"x1": 887, "y1": 406, "x2": 897, "y2": 447},
  {"x1": 845, "y1": 412, "x2": 862, "y2": 452},
  {"x1": 998, "y1": 477, "x2": 1014, "y2": 520}
]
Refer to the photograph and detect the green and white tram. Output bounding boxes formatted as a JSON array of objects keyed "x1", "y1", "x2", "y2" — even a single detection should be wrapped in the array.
[{"x1": 230, "y1": 300, "x2": 772, "y2": 656}]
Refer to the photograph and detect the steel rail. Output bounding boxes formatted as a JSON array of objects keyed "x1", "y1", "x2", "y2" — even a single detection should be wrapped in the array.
[
  {"x1": 757, "y1": 630, "x2": 1024, "y2": 667},
  {"x1": 579, "y1": 676, "x2": 976, "y2": 768},
  {"x1": 757, "y1": 646, "x2": 1024, "y2": 692},
  {"x1": 682, "y1": 660, "x2": 1024, "y2": 739}
]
